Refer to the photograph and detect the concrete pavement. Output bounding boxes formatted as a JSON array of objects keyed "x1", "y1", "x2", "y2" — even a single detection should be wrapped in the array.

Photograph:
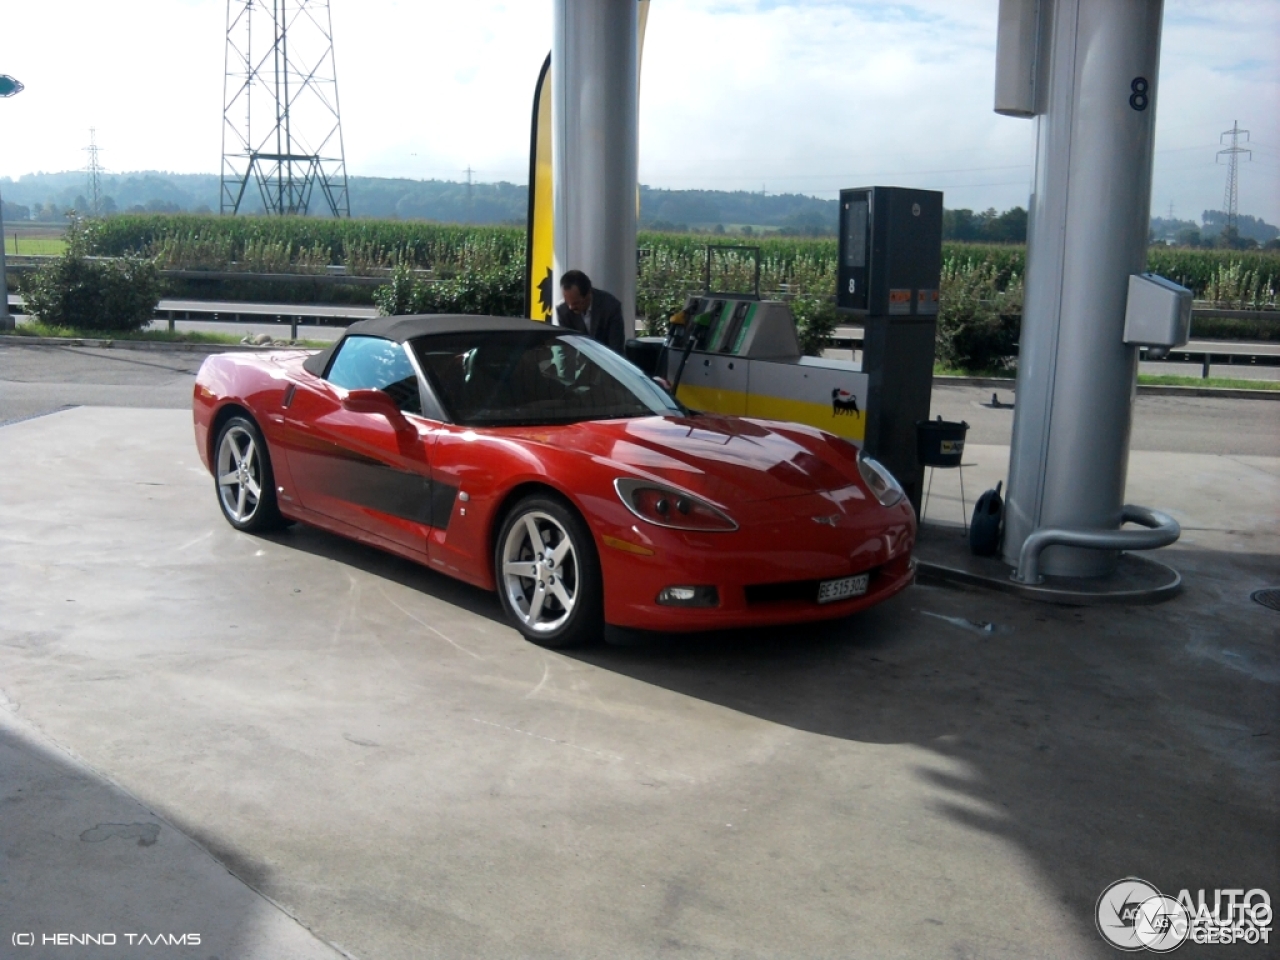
[{"x1": 0, "y1": 362, "x2": 1276, "y2": 958}]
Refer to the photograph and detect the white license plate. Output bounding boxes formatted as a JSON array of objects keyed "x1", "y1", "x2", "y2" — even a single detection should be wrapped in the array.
[{"x1": 817, "y1": 573, "x2": 870, "y2": 604}]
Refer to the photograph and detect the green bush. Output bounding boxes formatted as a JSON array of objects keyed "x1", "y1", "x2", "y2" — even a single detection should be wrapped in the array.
[
  {"x1": 935, "y1": 257, "x2": 1023, "y2": 372},
  {"x1": 375, "y1": 262, "x2": 524, "y2": 317},
  {"x1": 20, "y1": 221, "x2": 161, "y2": 332},
  {"x1": 789, "y1": 296, "x2": 839, "y2": 356},
  {"x1": 1190, "y1": 315, "x2": 1278, "y2": 341}
]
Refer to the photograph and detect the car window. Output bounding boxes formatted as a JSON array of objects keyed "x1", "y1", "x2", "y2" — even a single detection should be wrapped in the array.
[
  {"x1": 411, "y1": 331, "x2": 682, "y2": 427},
  {"x1": 325, "y1": 335, "x2": 423, "y2": 415}
]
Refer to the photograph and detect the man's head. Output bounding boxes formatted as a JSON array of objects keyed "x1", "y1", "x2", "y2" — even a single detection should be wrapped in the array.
[{"x1": 560, "y1": 270, "x2": 593, "y2": 314}]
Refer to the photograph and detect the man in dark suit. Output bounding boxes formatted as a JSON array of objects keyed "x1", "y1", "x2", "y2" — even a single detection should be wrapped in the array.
[{"x1": 554, "y1": 270, "x2": 625, "y2": 354}]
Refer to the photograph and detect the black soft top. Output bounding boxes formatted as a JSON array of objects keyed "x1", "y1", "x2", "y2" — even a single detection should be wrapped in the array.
[{"x1": 302, "y1": 314, "x2": 556, "y2": 377}]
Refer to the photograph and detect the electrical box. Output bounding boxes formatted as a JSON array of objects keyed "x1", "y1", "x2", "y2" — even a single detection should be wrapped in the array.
[
  {"x1": 1123, "y1": 273, "x2": 1192, "y2": 351},
  {"x1": 838, "y1": 187, "x2": 944, "y2": 317}
]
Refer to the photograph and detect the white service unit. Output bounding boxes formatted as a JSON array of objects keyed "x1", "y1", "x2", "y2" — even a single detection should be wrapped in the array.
[
  {"x1": 663, "y1": 298, "x2": 870, "y2": 444},
  {"x1": 1123, "y1": 273, "x2": 1192, "y2": 354}
]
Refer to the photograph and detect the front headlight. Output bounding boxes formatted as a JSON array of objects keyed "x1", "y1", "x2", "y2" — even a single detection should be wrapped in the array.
[
  {"x1": 614, "y1": 479, "x2": 738, "y2": 532},
  {"x1": 857, "y1": 451, "x2": 905, "y2": 507}
]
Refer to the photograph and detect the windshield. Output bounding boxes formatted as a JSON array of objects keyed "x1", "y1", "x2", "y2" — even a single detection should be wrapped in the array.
[{"x1": 410, "y1": 330, "x2": 683, "y2": 427}]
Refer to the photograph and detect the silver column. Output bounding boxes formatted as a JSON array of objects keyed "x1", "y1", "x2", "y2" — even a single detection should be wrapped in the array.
[
  {"x1": 552, "y1": 0, "x2": 638, "y2": 336},
  {"x1": 0, "y1": 192, "x2": 10, "y2": 330},
  {"x1": 1001, "y1": 0, "x2": 1164, "y2": 577}
]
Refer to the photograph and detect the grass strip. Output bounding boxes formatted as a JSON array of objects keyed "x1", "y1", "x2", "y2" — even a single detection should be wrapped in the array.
[
  {"x1": 933, "y1": 364, "x2": 1278, "y2": 391},
  {"x1": 7, "y1": 323, "x2": 327, "y2": 348},
  {"x1": 1135, "y1": 373, "x2": 1278, "y2": 390}
]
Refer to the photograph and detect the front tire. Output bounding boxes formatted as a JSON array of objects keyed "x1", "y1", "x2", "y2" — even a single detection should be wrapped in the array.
[
  {"x1": 495, "y1": 495, "x2": 603, "y2": 648},
  {"x1": 214, "y1": 415, "x2": 287, "y2": 532}
]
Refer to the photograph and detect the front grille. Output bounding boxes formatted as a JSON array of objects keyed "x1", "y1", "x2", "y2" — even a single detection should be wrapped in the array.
[
  {"x1": 745, "y1": 567, "x2": 878, "y2": 606},
  {"x1": 745, "y1": 580, "x2": 821, "y2": 605}
]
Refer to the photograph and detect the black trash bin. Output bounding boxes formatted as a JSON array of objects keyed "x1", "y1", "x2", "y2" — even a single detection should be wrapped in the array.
[
  {"x1": 916, "y1": 416, "x2": 969, "y2": 467},
  {"x1": 916, "y1": 416, "x2": 970, "y2": 528}
]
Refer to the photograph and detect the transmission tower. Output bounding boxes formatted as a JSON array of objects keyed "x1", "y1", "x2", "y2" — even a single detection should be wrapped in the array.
[
  {"x1": 464, "y1": 166, "x2": 474, "y2": 223},
  {"x1": 1217, "y1": 121, "x2": 1251, "y2": 231},
  {"x1": 221, "y1": 0, "x2": 350, "y2": 217},
  {"x1": 84, "y1": 128, "x2": 104, "y2": 218}
]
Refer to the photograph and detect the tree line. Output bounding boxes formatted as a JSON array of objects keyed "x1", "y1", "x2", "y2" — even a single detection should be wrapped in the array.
[{"x1": 4, "y1": 170, "x2": 1276, "y2": 249}]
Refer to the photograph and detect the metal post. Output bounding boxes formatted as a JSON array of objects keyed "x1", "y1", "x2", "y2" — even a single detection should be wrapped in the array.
[
  {"x1": 1001, "y1": 0, "x2": 1164, "y2": 577},
  {"x1": 551, "y1": 0, "x2": 639, "y2": 338},
  {"x1": 0, "y1": 190, "x2": 11, "y2": 331}
]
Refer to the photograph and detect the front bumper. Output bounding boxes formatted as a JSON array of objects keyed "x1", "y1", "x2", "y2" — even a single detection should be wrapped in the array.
[{"x1": 597, "y1": 497, "x2": 917, "y2": 632}]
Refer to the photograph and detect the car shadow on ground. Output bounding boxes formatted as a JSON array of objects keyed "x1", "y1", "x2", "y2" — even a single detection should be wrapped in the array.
[
  {"x1": 569, "y1": 546, "x2": 1279, "y2": 953},
  {"x1": 257, "y1": 522, "x2": 511, "y2": 628}
]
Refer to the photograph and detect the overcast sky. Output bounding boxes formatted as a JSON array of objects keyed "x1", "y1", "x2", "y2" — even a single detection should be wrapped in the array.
[{"x1": 0, "y1": 0, "x2": 1276, "y2": 222}]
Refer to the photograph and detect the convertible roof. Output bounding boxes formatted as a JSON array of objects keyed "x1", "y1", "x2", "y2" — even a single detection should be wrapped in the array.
[{"x1": 302, "y1": 314, "x2": 554, "y2": 377}]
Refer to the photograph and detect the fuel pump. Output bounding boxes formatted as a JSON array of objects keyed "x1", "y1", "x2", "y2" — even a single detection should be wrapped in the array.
[{"x1": 838, "y1": 186, "x2": 944, "y2": 513}]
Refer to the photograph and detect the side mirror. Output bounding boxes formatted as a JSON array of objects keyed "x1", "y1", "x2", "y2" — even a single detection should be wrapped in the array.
[{"x1": 342, "y1": 388, "x2": 404, "y2": 421}]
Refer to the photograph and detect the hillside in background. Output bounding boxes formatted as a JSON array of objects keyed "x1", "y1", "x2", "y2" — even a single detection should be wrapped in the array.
[
  {"x1": 0, "y1": 171, "x2": 839, "y2": 232},
  {"x1": 2, "y1": 170, "x2": 1275, "y2": 248}
]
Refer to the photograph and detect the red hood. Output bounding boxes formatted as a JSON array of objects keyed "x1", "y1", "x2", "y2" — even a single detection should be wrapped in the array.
[{"x1": 504, "y1": 415, "x2": 866, "y2": 506}]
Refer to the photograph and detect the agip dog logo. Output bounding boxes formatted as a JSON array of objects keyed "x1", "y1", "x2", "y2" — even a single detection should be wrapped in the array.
[{"x1": 831, "y1": 388, "x2": 861, "y2": 418}]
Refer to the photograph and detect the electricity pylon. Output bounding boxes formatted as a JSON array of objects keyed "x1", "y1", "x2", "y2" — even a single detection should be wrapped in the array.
[
  {"x1": 1217, "y1": 121, "x2": 1251, "y2": 231},
  {"x1": 85, "y1": 128, "x2": 104, "y2": 218},
  {"x1": 221, "y1": 0, "x2": 351, "y2": 217}
]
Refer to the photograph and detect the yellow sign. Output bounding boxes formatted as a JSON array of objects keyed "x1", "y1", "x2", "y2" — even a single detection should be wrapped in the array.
[{"x1": 525, "y1": 54, "x2": 554, "y2": 321}]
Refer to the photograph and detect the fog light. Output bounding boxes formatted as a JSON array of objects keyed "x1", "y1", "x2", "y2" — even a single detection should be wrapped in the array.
[{"x1": 656, "y1": 585, "x2": 719, "y2": 607}]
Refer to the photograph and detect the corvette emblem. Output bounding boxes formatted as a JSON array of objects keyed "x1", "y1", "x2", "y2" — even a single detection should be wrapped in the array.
[{"x1": 812, "y1": 515, "x2": 839, "y2": 526}]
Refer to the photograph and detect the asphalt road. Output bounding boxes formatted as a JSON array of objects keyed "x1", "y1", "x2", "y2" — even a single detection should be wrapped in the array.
[
  {"x1": 2, "y1": 342, "x2": 1276, "y2": 458},
  {"x1": 0, "y1": 343, "x2": 202, "y2": 425}
]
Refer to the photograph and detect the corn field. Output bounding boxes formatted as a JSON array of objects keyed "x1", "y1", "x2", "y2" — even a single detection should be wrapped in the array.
[
  {"x1": 86, "y1": 215, "x2": 1277, "y2": 301},
  {"x1": 77, "y1": 215, "x2": 1278, "y2": 356}
]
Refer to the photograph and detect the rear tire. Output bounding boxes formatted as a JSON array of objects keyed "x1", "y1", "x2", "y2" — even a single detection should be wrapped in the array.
[
  {"x1": 495, "y1": 495, "x2": 603, "y2": 648},
  {"x1": 213, "y1": 415, "x2": 288, "y2": 533}
]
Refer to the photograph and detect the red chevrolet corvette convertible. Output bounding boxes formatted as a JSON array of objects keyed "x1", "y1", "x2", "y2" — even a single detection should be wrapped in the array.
[{"x1": 193, "y1": 315, "x2": 916, "y2": 647}]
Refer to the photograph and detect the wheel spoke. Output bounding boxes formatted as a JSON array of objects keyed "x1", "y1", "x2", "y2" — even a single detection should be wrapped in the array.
[
  {"x1": 217, "y1": 470, "x2": 239, "y2": 487},
  {"x1": 235, "y1": 485, "x2": 248, "y2": 519},
  {"x1": 523, "y1": 515, "x2": 544, "y2": 552},
  {"x1": 244, "y1": 476, "x2": 261, "y2": 499},
  {"x1": 550, "y1": 580, "x2": 574, "y2": 611},
  {"x1": 229, "y1": 438, "x2": 244, "y2": 467},
  {"x1": 527, "y1": 582, "x2": 548, "y2": 622},
  {"x1": 242, "y1": 442, "x2": 256, "y2": 471},
  {"x1": 551, "y1": 537, "x2": 572, "y2": 566},
  {"x1": 504, "y1": 560, "x2": 538, "y2": 579}
]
